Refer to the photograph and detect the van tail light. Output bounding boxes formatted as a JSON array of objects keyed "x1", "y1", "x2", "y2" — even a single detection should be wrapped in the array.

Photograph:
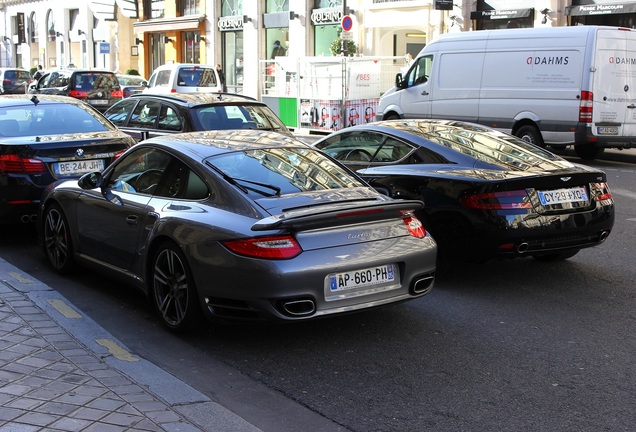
[
  {"x1": 69, "y1": 89, "x2": 88, "y2": 99},
  {"x1": 460, "y1": 190, "x2": 532, "y2": 210},
  {"x1": 223, "y1": 235, "x2": 302, "y2": 259},
  {"x1": 591, "y1": 182, "x2": 612, "y2": 202},
  {"x1": 110, "y1": 89, "x2": 123, "y2": 99},
  {"x1": 170, "y1": 88, "x2": 177, "y2": 93},
  {"x1": 0, "y1": 154, "x2": 46, "y2": 173},
  {"x1": 579, "y1": 91, "x2": 593, "y2": 123},
  {"x1": 401, "y1": 211, "x2": 426, "y2": 238}
]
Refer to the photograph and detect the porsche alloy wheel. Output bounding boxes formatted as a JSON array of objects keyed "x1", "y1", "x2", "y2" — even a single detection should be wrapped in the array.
[
  {"x1": 151, "y1": 242, "x2": 202, "y2": 331},
  {"x1": 43, "y1": 204, "x2": 74, "y2": 274}
]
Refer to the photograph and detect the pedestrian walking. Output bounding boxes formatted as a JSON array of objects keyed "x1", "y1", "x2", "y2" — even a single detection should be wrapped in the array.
[{"x1": 216, "y1": 64, "x2": 227, "y2": 92}]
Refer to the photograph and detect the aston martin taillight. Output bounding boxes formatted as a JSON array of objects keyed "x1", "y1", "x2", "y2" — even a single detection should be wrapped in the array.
[
  {"x1": 460, "y1": 190, "x2": 532, "y2": 210},
  {"x1": 591, "y1": 182, "x2": 612, "y2": 202},
  {"x1": 223, "y1": 235, "x2": 302, "y2": 259}
]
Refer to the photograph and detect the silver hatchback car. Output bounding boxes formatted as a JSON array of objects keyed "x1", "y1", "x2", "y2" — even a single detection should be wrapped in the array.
[{"x1": 40, "y1": 130, "x2": 437, "y2": 331}]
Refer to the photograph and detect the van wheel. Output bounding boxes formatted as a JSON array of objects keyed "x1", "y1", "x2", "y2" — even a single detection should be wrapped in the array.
[
  {"x1": 574, "y1": 144, "x2": 604, "y2": 160},
  {"x1": 515, "y1": 125, "x2": 545, "y2": 148},
  {"x1": 384, "y1": 113, "x2": 401, "y2": 120}
]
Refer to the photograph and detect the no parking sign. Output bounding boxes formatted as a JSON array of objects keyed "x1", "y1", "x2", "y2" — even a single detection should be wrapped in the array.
[{"x1": 341, "y1": 15, "x2": 353, "y2": 32}]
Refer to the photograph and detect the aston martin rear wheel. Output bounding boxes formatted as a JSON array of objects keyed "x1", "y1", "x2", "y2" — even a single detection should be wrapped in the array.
[
  {"x1": 43, "y1": 203, "x2": 75, "y2": 274},
  {"x1": 151, "y1": 242, "x2": 202, "y2": 332}
]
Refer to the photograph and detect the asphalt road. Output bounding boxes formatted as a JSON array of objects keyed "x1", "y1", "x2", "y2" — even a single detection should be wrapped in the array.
[{"x1": 1, "y1": 147, "x2": 635, "y2": 432}]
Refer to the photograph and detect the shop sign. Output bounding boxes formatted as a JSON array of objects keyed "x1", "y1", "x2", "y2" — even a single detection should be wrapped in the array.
[
  {"x1": 218, "y1": 15, "x2": 244, "y2": 32},
  {"x1": 470, "y1": 9, "x2": 533, "y2": 20},
  {"x1": 311, "y1": 8, "x2": 343, "y2": 25},
  {"x1": 435, "y1": 0, "x2": 454, "y2": 10},
  {"x1": 566, "y1": 3, "x2": 636, "y2": 16}
]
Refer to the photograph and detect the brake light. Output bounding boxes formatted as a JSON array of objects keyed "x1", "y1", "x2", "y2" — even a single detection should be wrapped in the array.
[
  {"x1": 579, "y1": 91, "x2": 593, "y2": 123},
  {"x1": 461, "y1": 190, "x2": 532, "y2": 210},
  {"x1": 223, "y1": 235, "x2": 302, "y2": 259},
  {"x1": 591, "y1": 182, "x2": 612, "y2": 201},
  {"x1": 401, "y1": 211, "x2": 426, "y2": 238},
  {"x1": 111, "y1": 89, "x2": 123, "y2": 99},
  {"x1": 170, "y1": 88, "x2": 177, "y2": 93},
  {"x1": 69, "y1": 89, "x2": 88, "y2": 99},
  {"x1": 0, "y1": 154, "x2": 46, "y2": 173}
]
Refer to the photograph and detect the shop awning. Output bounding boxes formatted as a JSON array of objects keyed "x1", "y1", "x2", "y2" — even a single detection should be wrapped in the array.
[
  {"x1": 470, "y1": 9, "x2": 534, "y2": 20},
  {"x1": 566, "y1": 3, "x2": 636, "y2": 16},
  {"x1": 133, "y1": 15, "x2": 206, "y2": 33},
  {"x1": 88, "y1": 0, "x2": 138, "y2": 21}
]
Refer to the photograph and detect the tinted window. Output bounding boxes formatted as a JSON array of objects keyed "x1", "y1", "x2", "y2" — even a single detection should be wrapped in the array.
[
  {"x1": 46, "y1": 72, "x2": 70, "y2": 88},
  {"x1": 73, "y1": 72, "x2": 119, "y2": 91},
  {"x1": 192, "y1": 105, "x2": 286, "y2": 132},
  {"x1": 128, "y1": 100, "x2": 160, "y2": 129},
  {"x1": 154, "y1": 70, "x2": 171, "y2": 87},
  {"x1": 158, "y1": 105, "x2": 182, "y2": 131},
  {"x1": 206, "y1": 147, "x2": 362, "y2": 198},
  {"x1": 0, "y1": 102, "x2": 112, "y2": 136},
  {"x1": 105, "y1": 100, "x2": 138, "y2": 126},
  {"x1": 177, "y1": 67, "x2": 217, "y2": 87}
]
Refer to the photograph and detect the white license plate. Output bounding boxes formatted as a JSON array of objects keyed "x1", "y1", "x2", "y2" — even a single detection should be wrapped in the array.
[
  {"x1": 538, "y1": 186, "x2": 588, "y2": 205},
  {"x1": 597, "y1": 126, "x2": 618, "y2": 135},
  {"x1": 327, "y1": 264, "x2": 397, "y2": 297},
  {"x1": 90, "y1": 99, "x2": 109, "y2": 105},
  {"x1": 54, "y1": 159, "x2": 105, "y2": 176}
]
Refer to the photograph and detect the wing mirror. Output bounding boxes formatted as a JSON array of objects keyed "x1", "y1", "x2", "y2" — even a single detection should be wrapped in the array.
[{"x1": 78, "y1": 172, "x2": 103, "y2": 190}]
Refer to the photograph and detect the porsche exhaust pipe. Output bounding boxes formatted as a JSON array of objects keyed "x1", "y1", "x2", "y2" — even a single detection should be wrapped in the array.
[
  {"x1": 517, "y1": 242, "x2": 529, "y2": 254},
  {"x1": 599, "y1": 230, "x2": 610, "y2": 242},
  {"x1": 411, "y1": 275, "x2": 435, "y2": 295},
  {"x1": 281, "y1": 299, "x2": 316, "y2": 317}
]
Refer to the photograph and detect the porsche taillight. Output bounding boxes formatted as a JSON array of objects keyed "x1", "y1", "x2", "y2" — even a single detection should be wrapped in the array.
[
  {"x1": 224, "y1": 235, "x2": 302, "y2": 259},
  {"x1": 401, "y1": 211, "x2": 426, "y2": 238}
]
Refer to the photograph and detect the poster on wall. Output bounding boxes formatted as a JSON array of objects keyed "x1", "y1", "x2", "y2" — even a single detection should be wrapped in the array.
[{"x1": 345, "y1": 99, "x2": 379, "y2": 128}]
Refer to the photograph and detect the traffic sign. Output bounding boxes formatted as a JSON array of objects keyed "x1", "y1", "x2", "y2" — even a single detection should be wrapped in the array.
[
  {"x1": 341, "y1": 31, "x2": 353, "y2": 41},
  {"x1": 341, "y1": 15, "x2": 353, "y2": 32}
]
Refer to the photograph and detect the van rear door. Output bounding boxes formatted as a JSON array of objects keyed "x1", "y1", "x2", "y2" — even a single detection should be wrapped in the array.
[{"x1": 592, "y1": 28, "x2": 636, "y2": 139}]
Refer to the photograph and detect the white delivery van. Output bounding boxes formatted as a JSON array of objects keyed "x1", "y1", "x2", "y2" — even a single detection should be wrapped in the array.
[{"x1": 377, "y1": 26, "x2": 636, "y2": 159}]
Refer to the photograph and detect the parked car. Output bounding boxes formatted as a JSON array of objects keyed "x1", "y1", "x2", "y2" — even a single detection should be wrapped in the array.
[
  {"x1": 29, "y1": 69, "x2": 123, "y2": 112},
  {"x1": 144, "y1": 63, "x2": 222, "y2": 95},
  {"x1": 0, "y1": 95, "x2": 135, "y2": 224},
  {"x1": 117, "y1": 74, "x2": 147, "y2": 98},
  {"x1": 39, "y1": 129, "x2": 437, "y2": 331},
  {"x1": 103, "y1": 93, "x2": 292, "y2": 141},
  {"x1": 314, "y1": 120, "x2": 615, "y2": 261},
  {"x1": 0, "y1": 68, "x2": 32, "y2": 94}
]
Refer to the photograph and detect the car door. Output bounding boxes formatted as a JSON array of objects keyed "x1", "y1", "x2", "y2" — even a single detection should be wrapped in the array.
[
  {"x1": 75, "y1": 146, "x2": 172, "y2": 270},
  {"x1": 399, "y1": 55, "x2": 434, "y2": 119},
  {"x1": 120, "y1": 99, "x2": 162, "y2": 142}
]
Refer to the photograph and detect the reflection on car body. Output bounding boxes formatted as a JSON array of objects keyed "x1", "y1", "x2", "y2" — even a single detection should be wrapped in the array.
[
  {"x1": 314, "y1": 120, "x2": 615, "y2": 262},
  {"x1": 39, "y1": 130, "x2": 437, "y2": 332}
]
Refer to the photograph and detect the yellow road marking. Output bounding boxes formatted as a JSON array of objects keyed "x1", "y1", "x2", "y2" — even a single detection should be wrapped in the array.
[
  {"x1": 96, "y1": 339, "x2": 140, "y2": 362},
  {"x1": 48, "y1": 299, "x2": 82, "y2": 319},
  {"x1": 9, "y1": 272, "x2": 35, "y2": 284}
]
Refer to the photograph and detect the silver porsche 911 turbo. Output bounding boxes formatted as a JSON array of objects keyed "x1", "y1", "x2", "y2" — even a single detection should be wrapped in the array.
[{"x1": 39, "y1": 130, "x2": 437, "y2": 331}]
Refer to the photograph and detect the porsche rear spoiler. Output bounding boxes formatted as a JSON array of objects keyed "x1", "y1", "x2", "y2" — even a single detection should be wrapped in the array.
[{"x1": 251, "y1": 199, "x2": 424, "y2": 231}]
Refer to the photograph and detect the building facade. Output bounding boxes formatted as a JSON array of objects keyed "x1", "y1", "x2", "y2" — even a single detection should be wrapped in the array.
[{"x1": 2, "y1": 0, "x2": 636, "y2": 98}]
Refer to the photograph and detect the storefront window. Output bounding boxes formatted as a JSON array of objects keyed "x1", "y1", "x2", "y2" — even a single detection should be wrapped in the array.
[
  {"x1": 150, "y1": 33, "x2": 166, "y2": 74},
  {"x1": 315, "y1": 25, "x2": 339, "y2": 56},
  {"x1": 222, "y1": 0, "x2": 242, "y2": 16},
  {"x1": 267, "y1": 0, "x2": 289, "y2": 11},
  {"x1": 182, "y1": 31, "x2": 200, "y2": 63},
  {"x1": 223, "y1": 31, "x2": 243, "y2": 93}
]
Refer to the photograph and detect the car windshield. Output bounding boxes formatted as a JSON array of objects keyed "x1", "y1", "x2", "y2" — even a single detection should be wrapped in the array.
[
  {"x1": 192, "y1": 105, "x2": 287, "y2": 132},
  {"x1": 177, "y1": 67, "x2": 217, "y2": 87},
  {"x1": 0, "y1": 102, "x2": 113, "y2": 137},
  {"x1": 206, "y1": 147, "x2": 362, "y2": 198},
  {"x1": 118, "y1": 75, "x2": 146, "y2": 86}
]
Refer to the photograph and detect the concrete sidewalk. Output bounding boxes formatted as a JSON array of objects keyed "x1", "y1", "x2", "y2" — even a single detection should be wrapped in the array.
[{"x1": 0, "y1": 257, "x2": 262, "y2": 432}]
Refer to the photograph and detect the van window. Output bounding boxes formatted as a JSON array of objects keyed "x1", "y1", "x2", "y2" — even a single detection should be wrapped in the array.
[
  {"x1": 406, "y1": 55, "x2": 433, "y2": 87},
  {"x1": 177, "y1": 67, "x2": 217, "y2": 88},
  {"x1": 154, "y1": 70, "x2": 171, "y2": 87}
]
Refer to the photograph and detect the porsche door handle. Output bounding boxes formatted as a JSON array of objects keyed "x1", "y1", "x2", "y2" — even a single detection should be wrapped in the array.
[{"x1": 126, "y1": 215, "x2": 139, "y2": 226}]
